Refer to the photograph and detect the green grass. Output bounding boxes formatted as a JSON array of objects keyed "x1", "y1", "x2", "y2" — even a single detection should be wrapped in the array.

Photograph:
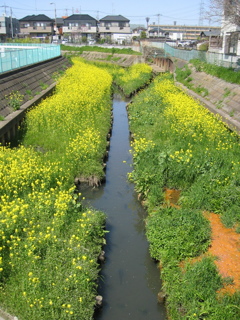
[
  {"x1": 190, "y1": 59, "x2": 240, "y2": 84},
  {"x1": 146, "y1": 207, "x2": 211, "y2": 264},
  {"x1": 175, "y1": 65, "x2": 209, "y2": 96},
  {"x1": 128, "y1": 73, "x2": 240, "y2": 319},
  {"x1": 0, "y1": 59, "x2": 112, "y2": 320},
  {"x1": 61, "y1": 44, "x2": 142, "y2": 55},
  {"x1": 82, "y1": 59, "x2": 153, "y2": 97}
]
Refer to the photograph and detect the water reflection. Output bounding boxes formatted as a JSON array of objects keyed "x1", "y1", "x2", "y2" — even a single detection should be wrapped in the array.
[{"x1": 81, "y1": 95, "x2": 166, "y2": 320}]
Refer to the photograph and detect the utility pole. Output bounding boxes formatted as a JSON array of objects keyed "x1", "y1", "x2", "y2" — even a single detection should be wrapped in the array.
[
  {"x1": 0, "y1": 5, "x2": 14, "y2": 38},
  {"x1": 10, "y1": 7, "x2": 13, "y2": 38},
  {"x1": 50, "y1": 2, "x2": 57, "y2": 32},
  {"x1": 146, "y1": 17, "x2": 150, "y2": 38},
  {"x1": 157, "y1": 13, "x2": 160, "y2": 38}
]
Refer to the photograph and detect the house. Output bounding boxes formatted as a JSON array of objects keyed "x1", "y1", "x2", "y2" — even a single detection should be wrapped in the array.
[
  {"x1": 148, "y1": 27, "x2": 167, "y2": 39},
  {"x1": 167, "y1": 31, "x2": 183, "y2": 41},
  {"x1": 98, "y1": 15, "x2": 131, "y2": 44},
  {"x1": 200, "y1": 30, "x2": 222, "y2": 51},
  {"x1": 131, "y1": 26, "x2": 147, "y2": 39},
  {"x1": 0, "y1": 15, "x2": 20, "y2": 41},
  {"x1": 220, "y1": 3, "x2": 240, "y2": 55},
  {"x1": 62, "y1": 14, "x2": 98, "y2": 43},
  {"x1": 19, "y1": 14, "x2": 53, "y2": 41}
]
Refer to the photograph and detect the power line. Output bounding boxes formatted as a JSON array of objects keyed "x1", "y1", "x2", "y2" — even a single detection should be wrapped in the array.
[{"x1": 199, "y1": 0, "x2": 205, "y2": 25}]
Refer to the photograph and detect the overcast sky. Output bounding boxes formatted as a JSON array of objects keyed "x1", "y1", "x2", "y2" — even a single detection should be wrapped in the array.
[{"x1": 1, "y1": 0, "x2": 219, "y2": 27}]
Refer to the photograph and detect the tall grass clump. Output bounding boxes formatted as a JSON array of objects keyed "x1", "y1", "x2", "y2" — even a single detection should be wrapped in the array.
[
  {"x1": 0, "y1": 58, "x2": 113, "y2": 319},
  {"x1": 128, "y1": 73, "x2": 240, "y2": 319}
]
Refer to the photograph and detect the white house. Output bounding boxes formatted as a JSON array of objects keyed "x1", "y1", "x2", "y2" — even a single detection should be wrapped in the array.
[
  {"x1": 220, "y1": 1, "x2": 240, "y2": 55},
  {"x1": 98, "y1": 15, "x2": 131, "y2": 44}
]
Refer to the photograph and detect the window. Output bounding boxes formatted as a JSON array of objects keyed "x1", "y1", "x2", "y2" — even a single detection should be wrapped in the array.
[
  {"x1": 22, "y1": 23, "x2": 30, "y2": 28},
  {"x1": 119, "y1": 22, "x2": 124, "y2": 30}
]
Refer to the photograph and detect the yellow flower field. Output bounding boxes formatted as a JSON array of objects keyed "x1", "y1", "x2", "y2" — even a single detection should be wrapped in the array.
[{"x1": 0, "y1": 58, "x2": 112, "y2": 319}]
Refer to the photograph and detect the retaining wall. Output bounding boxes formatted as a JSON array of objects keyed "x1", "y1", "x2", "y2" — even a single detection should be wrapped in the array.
[{"x1": 0, "y1": 56, "x2": 71, "y2": 144}]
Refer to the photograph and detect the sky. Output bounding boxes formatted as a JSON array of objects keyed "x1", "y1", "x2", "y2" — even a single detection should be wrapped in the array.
[{"x1": 1, "y1": 0, "x2": 219, "y2": 27}]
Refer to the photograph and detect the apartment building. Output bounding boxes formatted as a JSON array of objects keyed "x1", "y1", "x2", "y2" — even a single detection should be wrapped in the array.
[{"x1": 148, "y1": 24, "x2": 221, "y2": 41}]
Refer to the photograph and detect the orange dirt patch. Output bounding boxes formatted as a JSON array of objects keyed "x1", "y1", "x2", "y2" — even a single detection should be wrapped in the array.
[
  {"x1": 164, "y1": 189, "x2": 240, "y2": 295},
  {"x1": 204, "y1": 212, "x2": 240, "y2": 295},
  {"x1": 164, "y1": 188, "x2": 180, "y2": 208}
]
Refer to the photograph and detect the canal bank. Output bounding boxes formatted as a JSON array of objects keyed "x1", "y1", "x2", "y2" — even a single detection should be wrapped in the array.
[{"x1": 81, "y1": 93, "x2": 166, "y2": 320}]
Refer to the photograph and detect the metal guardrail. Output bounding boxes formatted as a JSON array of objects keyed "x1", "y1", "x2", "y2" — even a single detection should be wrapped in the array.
[{"x1": 0, "y1": 43, "x2": 61, "y2": 74}]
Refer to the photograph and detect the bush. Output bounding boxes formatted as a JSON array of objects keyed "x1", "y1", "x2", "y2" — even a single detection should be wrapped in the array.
[{"x1": 146, "y1": 207, "x2": 211, "y2": 264}]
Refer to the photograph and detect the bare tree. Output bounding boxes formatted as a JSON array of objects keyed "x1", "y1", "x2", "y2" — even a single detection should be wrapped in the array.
[{"x1": 205, "y1": 0, "x2": 240, "y2": 25}]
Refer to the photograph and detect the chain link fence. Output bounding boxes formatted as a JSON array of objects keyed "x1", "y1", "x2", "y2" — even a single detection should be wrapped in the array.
[{"x1": 140, "y1": 41, "x2": 239, "y2": 68}]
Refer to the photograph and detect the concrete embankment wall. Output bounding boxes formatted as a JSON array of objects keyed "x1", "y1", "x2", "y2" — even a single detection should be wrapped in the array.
[
  {"x1": 1, "y1": 52, "x2": 240, "y2": 144},
  {"x1": 173, "y1": 60, "x2": 240, "y2": 134},
  {"x1": 0, "y1": 56, "x2": 71, "y2": 144},
  {"x1": 79, "y1": 51, "x2": 145, "y2": 67}
]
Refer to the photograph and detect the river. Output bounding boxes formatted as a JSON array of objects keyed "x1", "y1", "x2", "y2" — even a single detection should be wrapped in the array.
[{"x1": 81, "y1": 93, "x2": 166, "y2": 320}]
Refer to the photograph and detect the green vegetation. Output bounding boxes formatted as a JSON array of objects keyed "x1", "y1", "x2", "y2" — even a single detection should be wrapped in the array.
[
  {"x1": 223, "y1": 87, "x2": 231, "y2": 98},
  {"x1": 198, "y1": 42, "x2": 209, "y2": 51},
  {"x1": 7, "y1": 38, "x2": 45, "y2": 44},
  {"x1": 61, "y1": 44, "x2": 142, "y2": 55},
  {"x1": 146, "y1": 207, "x2": 211, "y2": 264},
  {"x1": 128, "y1": 74, "x2": 240, "y2": 319},
  {"x1": 2, "y1": 53, "x2": 240, "y2": 319},
  {"x1": 175, "y1": 65, "x2": 209, "y2": 96},
  {"x1": 25, "y1": 89, "x2": 33, "y2": 99},
  {"x1": 175, "y1": 65, "x2": 192, "y2": 84},
  {"x1": 0, "y1": 59, "x2": 112, "y2": 319},
  {"x1": 5, "y1": 91, "x2": 24, "y2": 110},
  {"x1": 190, "y1": 59, "x2": 240, "y2": 84},
  {"x1": 83, "y1": 60, "x2": 153, "y2": 97},
  {"x1": 39, "y1": 81, "x2": 48, "y2": 90},
  {"x1": 113, "y1": 63, "x2": 153, "y2": 96}
]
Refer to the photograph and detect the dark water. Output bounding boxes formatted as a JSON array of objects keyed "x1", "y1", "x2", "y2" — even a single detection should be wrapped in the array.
[{"x1": 81, "y1": 94, "x2": 166, "y2": 320}]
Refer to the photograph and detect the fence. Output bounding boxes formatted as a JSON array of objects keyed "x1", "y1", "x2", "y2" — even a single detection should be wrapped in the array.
[
  {"x1": 0, "y1": 43, "x2": 61, "y2": 74},
  {"x1": 140, "y1": 41, "x2": 239, "y2": 68}
]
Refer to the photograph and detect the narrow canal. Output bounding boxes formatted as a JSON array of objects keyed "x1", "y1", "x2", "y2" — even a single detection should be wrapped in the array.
[{"x1": 82, "y1": 93, "x2": 166, "y2": 320}]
